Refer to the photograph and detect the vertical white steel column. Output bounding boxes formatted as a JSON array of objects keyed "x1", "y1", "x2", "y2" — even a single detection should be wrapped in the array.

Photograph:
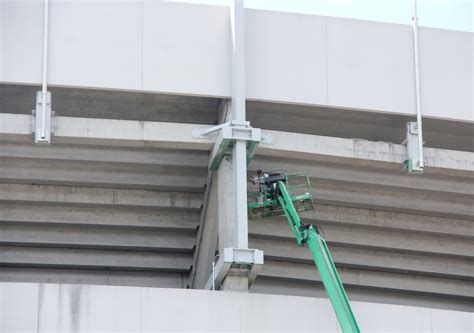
[
  {"x1": 34, "y1": 0, "x2": 52, "y2": 144},
  {"x1": 230, "y1": 0, "x2": 248, "y2": 248},
  {"x1": 230, "y1": 0, "x2": 246, "y2": 122},
  {"x1": 41, "y1": 0, "x2": 49, "y2": 139},
  {"x1": 412, "y1": 0, "x2": 424, "y2": 169}
]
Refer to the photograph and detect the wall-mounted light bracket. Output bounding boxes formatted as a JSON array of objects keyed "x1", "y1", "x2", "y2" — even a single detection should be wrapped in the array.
[
  {"x1": 403, "y1": 121, "x2": 424, "y2": 173},
  {"x1": 33, "y1": 91, "x2": 53, "y2": 144}
]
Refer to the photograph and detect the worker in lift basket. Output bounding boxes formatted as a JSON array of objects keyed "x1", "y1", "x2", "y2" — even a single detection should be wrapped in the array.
[{"x1": 250, "y1": 169, "x2": 283, "y2": 202}]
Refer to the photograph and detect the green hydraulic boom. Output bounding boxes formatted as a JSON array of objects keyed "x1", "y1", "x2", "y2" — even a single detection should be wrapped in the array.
[{"x1": 248, "y1": 170, "x2": 360, "y2": 333}]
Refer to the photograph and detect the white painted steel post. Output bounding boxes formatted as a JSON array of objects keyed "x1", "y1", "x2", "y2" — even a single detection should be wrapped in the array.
[
  {"x1": 233, "y1": 140, "x2": 248, "y2": 248},
  {"x1": 231, "y1": 0, "x2": 249, "y2": 248},
  {"x1": 412, "y1": 0, "x2": 424, "y2": 169},
  {"x1": 230, "y1": 0, "x2": 246, "y2": 123},
  {"x1": 41, "y1": 0, "x2": 49, "y2": 139}
]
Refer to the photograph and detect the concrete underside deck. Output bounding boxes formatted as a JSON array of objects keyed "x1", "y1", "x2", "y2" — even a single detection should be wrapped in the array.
[
  {"x1": 0, "y1": 85, "x2": 473, "y2": 314},
  {"x1": 2, "y1": 84, "x2": 473, "y2": 152}
]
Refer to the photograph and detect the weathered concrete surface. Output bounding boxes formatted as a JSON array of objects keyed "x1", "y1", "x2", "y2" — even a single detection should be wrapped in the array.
[
  {"x1": 2, "y1": 83, "x2": 473, "y2": 152},
  {"x1": 1, "y1": 114, "x2": 473, "y2": 310},
  {"x1": 246, "y1": 154, "x2": 473, "y2": 312},
  {"x1": 221, "y1": 269, "x2": 249, "y2": 292},
  {"x1": 0, "y1": 141, "x2": 207, "y2": 289},
  {"x1": 1, "y1": 283, "x2": 472, "y2": 332},
  {"x1": 191, "y1": 173, "x2": 219, "y2": 289},
  {"x1": 247, "y1": 100, "x2": 474, "y2": 153},
  {"x1": 0, "y1": 84, "x2": 220, "y2": 124},
  {"x1": 0, "y1": 183, "x2": 202, "y2": 209},
  {"x1": 1, "y1": 114, "x2": 472, "y2": 175}
]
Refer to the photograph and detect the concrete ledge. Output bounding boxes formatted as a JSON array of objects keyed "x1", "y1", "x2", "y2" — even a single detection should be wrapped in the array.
[
  {"x1": 0, "y1": 283, "x2": 472, "y2": 332},
  {"x1": 0, "y1": 183, "x2": 202, "y2": 209},
  {"x1": 1, "y1": 114, "x2": 473, "y2": 175}
]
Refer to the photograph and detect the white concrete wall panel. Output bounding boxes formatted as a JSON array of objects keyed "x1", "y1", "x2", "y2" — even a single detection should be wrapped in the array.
[
  {"x1": 0, "y1": 283, "x2": 39, "y2": 332},
  {"x1": 142, "y1": 2, "x2": 230, "y2": 96},
  {"x1": 37, "y1": 284, "x2": 141, "y2": 332},
  {"x1": 48, "y1": 0, "x2": 142, "y2": 90},
  {"x1": 246, "y1": 10, "x2": 328, "y2": 105},
  {"x1": 419, "y1": 28, "x2": 473, "y2": 121},
  {"x1": 142, "y1": 288, "x2": 241, "y2": 331},
  {"x1": 355, "y1": 301, "x2": 432, "y2": 332},
  {"x1": 1, "y1": 0, "x2": 43, "y2": 84},
  {"x1": 1, "y1": 283, "x2": 473, "y2": 332},
  {"x1": 240, "y1": 292, "x2": 340, "y2": 332},
  {"x1": 326, "y1": 17, "x2": 416, "y2": 114},
  {"x1": 430, "y1": 308, "x2": 474, "y2": 333},
  {"x1": 1, "y1": 2, "x2": 473, "y2": 122},
  {"x1": 0, "y1": 0, "x2": 4, "y2": 81}
]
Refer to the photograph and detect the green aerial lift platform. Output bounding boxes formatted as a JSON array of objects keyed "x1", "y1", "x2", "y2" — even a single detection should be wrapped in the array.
[{"x1": 248, "y1": 170, "x2": 360, "y2": 333}]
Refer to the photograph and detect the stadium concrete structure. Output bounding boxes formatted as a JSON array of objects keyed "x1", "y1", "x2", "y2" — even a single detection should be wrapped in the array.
[{"x1": 0, "y1": 0, "x2": 473, "y2": 331}]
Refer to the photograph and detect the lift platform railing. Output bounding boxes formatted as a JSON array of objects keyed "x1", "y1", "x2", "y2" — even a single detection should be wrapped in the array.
[{"x1": 247, "y1": 170, "x2": 313, "y2": 219}]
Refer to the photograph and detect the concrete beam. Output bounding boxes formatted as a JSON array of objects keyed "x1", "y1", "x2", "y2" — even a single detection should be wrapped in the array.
[
  {"x1": 0, "y1": 223, "x2": 196, "y2": 252},
  {"x1": 0, "y1": 268, "x2": 185, "y2": 288},
  {"x1": 251, "y1": 156, "x2": 473, "y2": 196},
  {"x1": 257, "y1": 130, "x2": 474, "y2": 176},
  {"x1": 1, "y1": 114, "x2": 472, "y2": 175},
  {"x1": 260, "y1": 260, "x2": 474, "y2": 299},
  {"x1": 0, "y1": 203, "x2": 200, "y2": 230},
  {"x1": 0, "y1": 113, "x2": 213, "y2": 149},
  {"x1": 0, "y1": 246, "x2": 192, "y2": 272},
  {"x1": 250, "y1": 237, "x2": 474, "y2": 280},
  {"x1": 0, "y1": 157, "x2": 206, "y2": 191},
  {"x1": 0, "y1": 184, "x2": 202, "y2": 209},
  {"x1": 251, "y1": 276, "x2": 474, "y2": 313},
  {"x1": 0, "y1": 141, "x2": 209, "y2": 167},
  {"x1": 250, "y1": 223, "x2": 474, "y2": 258},
  {"x1": 256, "y1": 204, "x2": 474, "y2": 238},
  {"x1": 311, "y1": 181, "x2": 473, "y2": 219}
]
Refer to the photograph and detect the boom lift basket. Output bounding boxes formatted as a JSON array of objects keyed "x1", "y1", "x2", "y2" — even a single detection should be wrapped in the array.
[{"x1": 247, "y1": 170, "x2": 313, "y2": 219}]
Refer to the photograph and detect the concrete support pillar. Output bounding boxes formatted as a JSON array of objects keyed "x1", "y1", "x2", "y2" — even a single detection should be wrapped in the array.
[
  {"x1": 221, "y1": 268, "x2": 249, "y2": 292},
  {"x1": 217, "y1": 155, "x2": 237, "y2": 252},
  {"x1": 216, "y1": 108, "x2": 249, "y2": 291}
]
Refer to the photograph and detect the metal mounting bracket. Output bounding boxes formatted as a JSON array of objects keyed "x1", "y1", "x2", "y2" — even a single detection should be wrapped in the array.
[
  {"x1": 192, "y1": 120, "x2": 272, "y2": 171},
  {"x1": 33, "y1": 91, "x2": 53, "y2": 144},
  {"x1": 205, "y1": 247, "x2": 264, "y2": 290},
  {"x1": 403, "y1": 121, "x2": 424, "y2": 173}
]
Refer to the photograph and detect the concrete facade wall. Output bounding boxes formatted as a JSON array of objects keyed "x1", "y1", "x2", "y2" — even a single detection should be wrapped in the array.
[
  {"x1": 1, "y1": 282, "x2": 473, "y2": 332},
  {"x1": 0, "y1": 112, "x2": 473, "y2": 312},
  {"x1": 1, "y1": 0, "x2": 473, "y2": 323},
  {"x1": 0, "y1": 138, "x2": 208, "y2": 288},
  {"x1": 1, "y1": 1, "x2": 472, "y2": 121}
]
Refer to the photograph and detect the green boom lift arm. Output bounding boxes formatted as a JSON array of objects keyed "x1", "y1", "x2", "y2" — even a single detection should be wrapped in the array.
[{"x1": 248, "y1": 171, "x2": 360, "y2": 333}]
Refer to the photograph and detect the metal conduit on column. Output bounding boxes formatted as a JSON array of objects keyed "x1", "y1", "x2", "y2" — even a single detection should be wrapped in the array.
[
  {"x1": 34, "y1": 0, "x2": 52, "y2": 144},
  {"x1": 230, "y1": 0, "x2": 249, "y2": 249},
  {"x1": 404, "y1": 0, "x2": 424, "y2": 173},
  {"x1": 412, "y1": 0, "x2": 424, "y2": 169}
]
